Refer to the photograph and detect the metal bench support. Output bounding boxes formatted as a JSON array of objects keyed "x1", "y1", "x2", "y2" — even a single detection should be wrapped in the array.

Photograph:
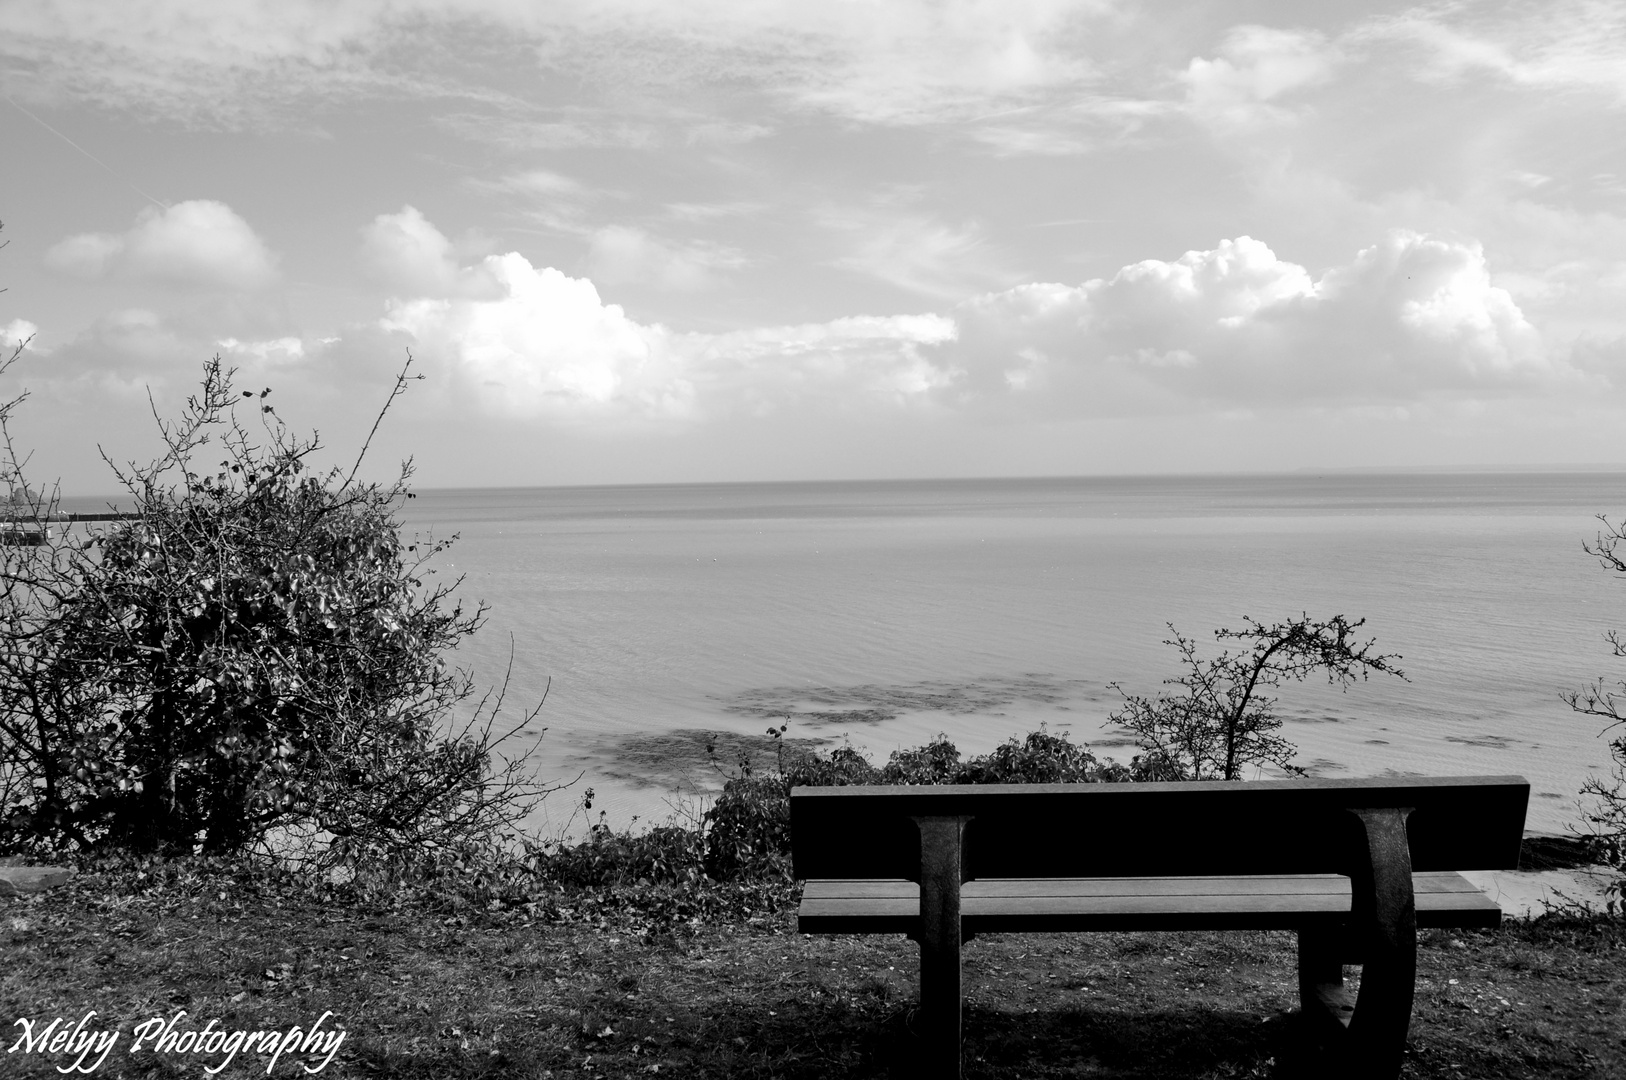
[
  {"x1": 1298, "y1": 806, "x2": 1417, "y2": 1078},
  {"x1": 913, "y1": 814, "x2": 972, "y2": 1080}
]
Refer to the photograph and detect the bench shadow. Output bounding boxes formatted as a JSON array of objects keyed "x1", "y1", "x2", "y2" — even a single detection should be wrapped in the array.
[
  {"x1": 1517, "y1": 834, "x2": 1599, "y2": 871},
  {"x1": 874, "y1": 1003, "x2": 1332, "y2": 1079}
]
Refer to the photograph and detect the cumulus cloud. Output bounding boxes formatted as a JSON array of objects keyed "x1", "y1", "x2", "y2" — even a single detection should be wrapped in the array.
[
  {"x1": 3, "y1": 320, "x2": 39, "y2": 352},
  {"x1": 374, "y1": 226, "x2": 957, "y2": 421},
  {"x1": 44, "y1": 201, "x2": 278, "y2": 290},
  {"x1": 949, "y1": 231, "x2": 1561, "y2": 411},
  {"x1": 42, "y1": 233, "x2": 125, "y2": 279},
  {"x1": 360, "y1": 206, "x2": 505, "y2": 299},
  {"x1": 1183, "y1": 25, "x2": 1340, "y2": 127},
  {"x1": 380, "y1": 252, "x2": 682, "y2": 420},
  {"x1": 373, "y1": 210, "x2": 1573, "y2": 425}
]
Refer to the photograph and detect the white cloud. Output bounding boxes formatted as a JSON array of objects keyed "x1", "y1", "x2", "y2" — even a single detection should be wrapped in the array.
[
  {"x1": 373, "y1": 217, "x2": 958, "y2": 421},
  {"x1": 1183, "y1": 25, "x2": 1340, "y2": 127},
  {"x1": 44, "y1": 201, "x2": 278, "y2": 290},
  {"x1": 379, "y1": 252, "x2": 681, "y2": 420},
  {"x1": 360, "y1": 205, "x2": 507, "y2": 299},
  {"x1": 949, "y1": 232, "x2": 1564, "y2": 411},
  {"x1": 374, "y1": 212, "x2": 1577, "y2": 426},
  {"x1": 3, "y1": 320, "x2": 39, "y2": 352},
  {"x1": 216, "y1": 336, "x2": 308, "y2": 365},
  {"x1": 585, "y1": 226, "x2": 748, "y2": 291},
  {"x1": 41, "y1": 233, "x2": 125, "y2": 279}
]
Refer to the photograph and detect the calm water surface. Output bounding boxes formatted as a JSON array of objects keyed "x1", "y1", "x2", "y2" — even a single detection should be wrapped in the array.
[{"x1": 378, "y1": 473, "x2": 1626, "y2": 837}]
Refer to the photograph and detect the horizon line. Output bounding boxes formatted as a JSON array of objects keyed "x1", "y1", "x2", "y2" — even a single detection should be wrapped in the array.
[{"x1": 49, "y1": 463, "x2": 1626, "y2": 503}]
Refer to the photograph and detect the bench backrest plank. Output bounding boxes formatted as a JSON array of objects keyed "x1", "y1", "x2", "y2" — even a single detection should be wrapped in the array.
[{"x1": 789, "y1": 775, "x2": 1528, "y2": 881}]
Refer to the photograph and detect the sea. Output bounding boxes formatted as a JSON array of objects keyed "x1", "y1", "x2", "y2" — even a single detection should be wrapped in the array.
[
  {"x1": 58, "y1": 472, "x2": 1626, "y2": 840},
  {"x1": 379, "y1": 472, "x2": 1625, "y2": 840}
]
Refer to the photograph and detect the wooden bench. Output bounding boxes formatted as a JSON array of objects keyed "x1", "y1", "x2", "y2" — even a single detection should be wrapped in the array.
[{"x1": 790, "y1": 775, "x2": 1528, "y2": 1079}]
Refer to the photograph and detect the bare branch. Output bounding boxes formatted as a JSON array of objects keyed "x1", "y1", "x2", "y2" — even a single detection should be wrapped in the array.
[
  {"x1": 342, "y1": 350, "x2": 421, "y2": 493},
  {"x1": 1110, "y1": 613, "x2": 1405, "y2": 781}
]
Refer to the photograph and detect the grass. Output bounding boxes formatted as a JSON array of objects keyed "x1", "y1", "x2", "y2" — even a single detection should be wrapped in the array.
[{"x1": 3, "y1": 860, "x2": 1623, "y2": 1078}]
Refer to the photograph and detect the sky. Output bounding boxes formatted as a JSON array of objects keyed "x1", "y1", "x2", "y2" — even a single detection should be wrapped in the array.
[{"x1": 1, "y1": 0, "x2": 1624, "y2": 494}]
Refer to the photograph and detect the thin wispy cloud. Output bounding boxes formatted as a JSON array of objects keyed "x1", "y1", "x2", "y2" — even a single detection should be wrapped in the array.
[
  {"x1": 827, "y1": 216, "x2": 1001, "y2": 302},
  {"x1": 1360, "y1": 1, "x2": 1626, "y2": 103},
  {"x1": 586, "y1": 226, "x2": 749, "y2": 292}
]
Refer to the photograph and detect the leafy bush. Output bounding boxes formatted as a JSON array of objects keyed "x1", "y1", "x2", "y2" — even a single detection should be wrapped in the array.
[
  {"x1": 702, "y1": 774, "x2": 794, "y2": 880},
  {"x1": 0, "y1": 357, "x2": 550, "y2": 864},
  {"x1": 534, "y1": 820, "x2": 708, "y2": 890},
  {"x1": 955, "y1": 728, "x2": 1140, "y2": 784},
  {"x1": 877, "y1": 734, "x2": 965, "y2": 784},
  {"x1": 692, "y1": 724, "x2": 1144, "y2": 879},
  {"x1": 783, "y1": 743, "x2": 881, "y2": 787}
]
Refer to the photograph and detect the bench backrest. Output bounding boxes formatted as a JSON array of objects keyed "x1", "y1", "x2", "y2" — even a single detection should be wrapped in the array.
[{"x1": 789, "y1": 775, "x2": 1529, "y2": 881}]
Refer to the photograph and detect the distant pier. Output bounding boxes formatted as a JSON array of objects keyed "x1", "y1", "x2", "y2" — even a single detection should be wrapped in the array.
[{"x1": 0, "y1": 512, "x2": 140, "y2": 545}]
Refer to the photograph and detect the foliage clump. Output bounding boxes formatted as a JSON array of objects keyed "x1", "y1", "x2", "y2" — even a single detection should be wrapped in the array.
[
  {"x1": 0, "y1": 355, "x2": 548, "y2": 866},
  {"x1": 694, "y1": 724, "x2": 1151, "y2": 881}
]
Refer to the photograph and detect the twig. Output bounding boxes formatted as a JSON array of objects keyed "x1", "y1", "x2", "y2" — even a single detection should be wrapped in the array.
[{"x1": 343, "y1": 351, "x2": 421, "y2": 492}]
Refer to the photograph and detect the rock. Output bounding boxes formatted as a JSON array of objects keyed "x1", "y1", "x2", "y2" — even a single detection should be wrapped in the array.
[{"x1": 0, "y1": 866, "x2": 73, "y2": 896}]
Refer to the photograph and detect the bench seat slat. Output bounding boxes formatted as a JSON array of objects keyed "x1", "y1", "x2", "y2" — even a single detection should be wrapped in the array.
[
  {"x1": 799, "y1": 872, "x2": 1502, "y2": 934},
  {"x1": 805, "y1": 872, "x2": 1490, "y2": 899}
]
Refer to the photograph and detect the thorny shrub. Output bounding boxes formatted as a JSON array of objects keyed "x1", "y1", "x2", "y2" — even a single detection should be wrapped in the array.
[{"x1": 0, "y1": 354, "x2": 556, "y2": 866}]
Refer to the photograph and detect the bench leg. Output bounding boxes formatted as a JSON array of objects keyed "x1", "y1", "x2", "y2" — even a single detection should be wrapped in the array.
[
  {"x1": 1298, "y1": 807, "x2": 1417, "y2": 1080},
  {"x1": 914, "y1": 815, "x2": 971, "y2": 1080}
]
